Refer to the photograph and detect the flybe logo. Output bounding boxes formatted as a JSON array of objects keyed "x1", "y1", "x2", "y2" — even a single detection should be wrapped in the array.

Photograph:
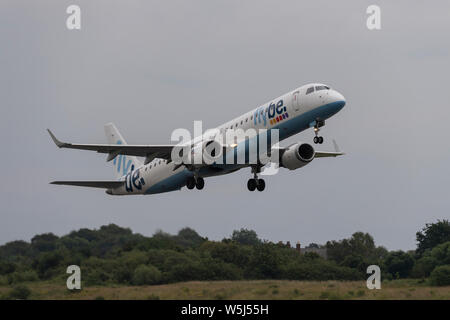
[
  {"x1": 113, "y1": 140, "x2": 133, "y2": 176},
  {"x1": 254, "y1": 99, "x2": 289, "y2": 127},
  {"x1": 125, "y1": 169, "x2": 146, "y2": 193}
]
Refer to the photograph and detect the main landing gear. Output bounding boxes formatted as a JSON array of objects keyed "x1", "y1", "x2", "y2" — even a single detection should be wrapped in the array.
[
  {"x1": 247, "y1": 166, "x2": 265, "y2": 192},
  {"x1": 186, "y1": 176, "x2": 204, "y2": 190},
  {"x1": 313, "y1": 119, "x2": 325, "y2": 144}
]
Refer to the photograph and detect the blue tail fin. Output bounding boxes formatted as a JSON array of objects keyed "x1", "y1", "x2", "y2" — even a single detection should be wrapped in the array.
[{"x1": 104, "y1": 123, "x2": 142, "y2": 179}]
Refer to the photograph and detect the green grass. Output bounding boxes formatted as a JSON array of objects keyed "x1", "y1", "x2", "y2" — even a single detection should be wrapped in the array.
[{"x1": 0, "y1": 279, "x2": 449, "y2": 300}]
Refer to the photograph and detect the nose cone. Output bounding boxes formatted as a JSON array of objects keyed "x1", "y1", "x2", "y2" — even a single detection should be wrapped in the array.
[{"x1": 332, "y1": 90, "x2": 346, "y2": 110}]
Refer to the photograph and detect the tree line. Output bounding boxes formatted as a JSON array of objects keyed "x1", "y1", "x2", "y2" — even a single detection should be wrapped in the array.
[{"x1": 0, "y1": 220, "x2": 449, "y2": 288}]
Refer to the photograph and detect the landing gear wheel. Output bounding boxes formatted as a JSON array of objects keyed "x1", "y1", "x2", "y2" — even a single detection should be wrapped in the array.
[
  {"x1": 186, "y1": 177, "x2": 196, "y2": 189},
  {"x1": 247, "y1": 179, "x2": 256, "y2": 191},
  {"x1": 195, "y1": 177, "x2": 205, "y2": 190},
  {"x1": 314, "y1": 136, "x2": 324, "y2": 144},
  {"x1": 313, "y1": 119, "x2": 325, "y2": 144},
  {"x1": 256, "y1": 179, "x2": 265, "y2": 191}
]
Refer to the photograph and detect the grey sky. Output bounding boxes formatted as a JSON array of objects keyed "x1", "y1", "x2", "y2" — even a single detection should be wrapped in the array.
[{"x1": 1, "y1": 0, "x2": 449, "y2": 250}]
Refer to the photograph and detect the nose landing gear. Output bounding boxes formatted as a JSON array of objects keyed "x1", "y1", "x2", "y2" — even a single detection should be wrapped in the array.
[
  {"x1": 247, "y1": 166, "x2": 265, "y2": 192},
  {"x1": 313, "y1": 135, "x2": 323, "y2": 144},
  {"x1": 313, "y1": 119, "x2": 325, "y2": 144}
]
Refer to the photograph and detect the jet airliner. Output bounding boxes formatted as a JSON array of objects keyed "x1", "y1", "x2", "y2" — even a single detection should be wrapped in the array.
[{"x1": 48, "y1": 83, "x2": 346, "y2": 195}]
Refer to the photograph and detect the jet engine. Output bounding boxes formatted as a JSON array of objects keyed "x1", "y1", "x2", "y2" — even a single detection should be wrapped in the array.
[{"x1": 280, "y1": 143, "x2": 315, "y2": 170}]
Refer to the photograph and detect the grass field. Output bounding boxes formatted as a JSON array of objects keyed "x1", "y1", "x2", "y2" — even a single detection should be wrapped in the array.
[{"x1": 1, "y1": 279, "x2": 449, "y2": 300}]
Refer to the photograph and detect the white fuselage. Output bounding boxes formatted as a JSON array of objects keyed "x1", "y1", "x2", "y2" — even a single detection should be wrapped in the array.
[{"x1": 110, "y1": 83, "x2": 345, "y2": 195}]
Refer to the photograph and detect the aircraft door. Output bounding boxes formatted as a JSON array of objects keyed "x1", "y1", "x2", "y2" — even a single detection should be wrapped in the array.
[{"x1": 292, "y1": 91, "x2": 300, "y2": 112}]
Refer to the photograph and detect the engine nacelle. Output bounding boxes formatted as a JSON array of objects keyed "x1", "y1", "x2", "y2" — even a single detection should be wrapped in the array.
[{"x1": 280, "y1": 143, "x2": 315, "y2": 170}]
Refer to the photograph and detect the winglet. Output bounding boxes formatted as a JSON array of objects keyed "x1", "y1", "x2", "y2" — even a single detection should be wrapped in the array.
[
  {"x1": 332, "y1": 139, "x2": 345, "y2": 155},
  {"x1": 332, "y1": 139, "x2": 340, "y2": 153},
  {"x1": 47, "y1": 129, "x2": 65, "y2": 148}
]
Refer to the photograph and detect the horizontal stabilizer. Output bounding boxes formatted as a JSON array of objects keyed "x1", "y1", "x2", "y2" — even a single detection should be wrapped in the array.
[{"x1": 50, "y1": 181, "x2": 124, "y2": 189}]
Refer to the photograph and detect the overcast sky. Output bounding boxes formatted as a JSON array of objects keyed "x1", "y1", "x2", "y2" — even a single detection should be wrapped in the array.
[{"x1": 1, "y1": 1, "x2": 449, "y2": 250}]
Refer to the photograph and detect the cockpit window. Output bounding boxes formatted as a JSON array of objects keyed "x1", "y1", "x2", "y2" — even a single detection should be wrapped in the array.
[
  {"x1": 315, "y1": 85, "x2": 329, "y2": 91},
  {"x1": 306, "y1": 87, "x2": 314, "y2": 94}
]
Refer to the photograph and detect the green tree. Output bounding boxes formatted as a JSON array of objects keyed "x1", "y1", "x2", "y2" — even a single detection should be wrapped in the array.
[
  {"x1": 411, "y1": 241, "x2": 450, "y2": 278},
  {"x1": 416, "y1": 219, "x2": 450, "y2": 256},
  {"x1": 132, "y1": 264, "x2": 162, "y2": 285},
  {"x1": 199, "y1": 241, "x2": 251, "y2": 269},
  {"x1": 231, "y1": 229, "x2": 261, "y2": 246},
  {"x1": 411, "y1": 255, "x2": 438, "y2": 278},
  {"x1": 0, "y1": 241, "x2": 30, "y2": 261},
  {"x1": 113, "y1": 250, "x2": 148, "y2": 284},
  {"x1": 383, "y1": 251, "x2": 414, "y2": 278},
  {"x1": 33, "y1": 251, "x2": 64, "y2": 279},
  {"x1": 429, "y1": 241, "x2": 450, "y2": 265},
  {"x1": 31, "y1": 233, "x2": 59, "y2": 252},
  {"x1": 282, "y1": 260, "x2": 361, "y2": 281},
  {"x1": 175, "y1": 228, "x2": 206, "y2": 248},
  {"x1": 167, "y1": 260, "x2": 205, "y2": 282},
  {"x1": 246, "y1": 244, "x2": 284, "y2": 279},
  {"x1": 200, "y1": 258, "x2": 243, "y2": 280},
  {"x1": 0, "y1": 261, "x2": 16, "y2": 275},
  {"x1": 326, "y1": 232, "x2": 382, "y2": 266},
  {"x1": 429, "y1": 265, "x2": 450, "y2": 286}
]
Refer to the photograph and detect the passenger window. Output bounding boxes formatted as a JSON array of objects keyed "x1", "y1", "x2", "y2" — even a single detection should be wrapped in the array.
[
  {"x1": 240, "y1": 120, "x2": 243, "y2": 125},
  {"x1": 306, "y1": 87, "x2": 314, "y2": 94}
]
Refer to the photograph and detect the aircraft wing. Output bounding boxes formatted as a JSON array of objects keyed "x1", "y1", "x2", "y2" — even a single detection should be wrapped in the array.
[
  {"x1": 314, "y1": 140, "x2": 345, "y2": 158},
  {"x1": 276, "y1": 139, "x2": 344, "y2": 158},
  {"x1": 314, "y1": 151, "x2": 344, "y2": 157},
  {"x1": 50, "y1": 180, "x2": 124, "y2": 189},
  {"x1": 47, "y1": 129, "x2": 174, "y2": 163}
]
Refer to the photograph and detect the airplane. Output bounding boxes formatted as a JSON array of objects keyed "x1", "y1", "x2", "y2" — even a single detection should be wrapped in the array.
[{"x1": 48, "y1": 83, "x2": 346, "y2": 195}]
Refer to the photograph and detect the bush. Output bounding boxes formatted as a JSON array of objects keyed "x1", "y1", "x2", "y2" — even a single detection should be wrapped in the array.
[
  {"x1": 411, "y1": 256, "x2": 438, "y2": 278},
  {"x1": 430, "y1": 265, "x2": 450, "y2": 286},
  {"x1": 383, "y1": 251, "x2": 414, "y2": 278},
  {"x1": 8, "y1": 285, "x2": 31, "y2": 300},
  {"x1": 132, "y1": 264, "x2": 162, "y2": 285},
  {"x1": 411, "y1": 242, "x2": 450, "y2": 278},
  {"x1": 430, "y1": 241, "x2": 450, "y2": 265},
  {"x1": 200, "y1": 242, "x2": 251, "y2": 269},
  {"x1": 200, "y1": 258, "x2": 243, "y2": 280},
  {"x1": 167, "y1": 261, "x2": 205, "y2": 283},
  {"x1": 83, "y1": 257, "x2": 115, "y2": 285},
  {"x1": 0, "y1": 261, "x2": 16, "y2": 275},
  {"x1": 33, "y1": 251, "x2": 64, "y2": 279},
  {"x1": 231, "y1": 229, "x2": 261, "y2": 246},
  {"x1": 281, "y1": 260, "x2": 362, "y2": 281},
  {"x1": 8, "y1": 270, "x2": 39, "y2": 284}
]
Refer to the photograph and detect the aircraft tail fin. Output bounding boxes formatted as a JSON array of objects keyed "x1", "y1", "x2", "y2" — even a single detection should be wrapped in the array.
[{"x1": 104, "y1": 123, "x2": 142, "y2": 179}]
